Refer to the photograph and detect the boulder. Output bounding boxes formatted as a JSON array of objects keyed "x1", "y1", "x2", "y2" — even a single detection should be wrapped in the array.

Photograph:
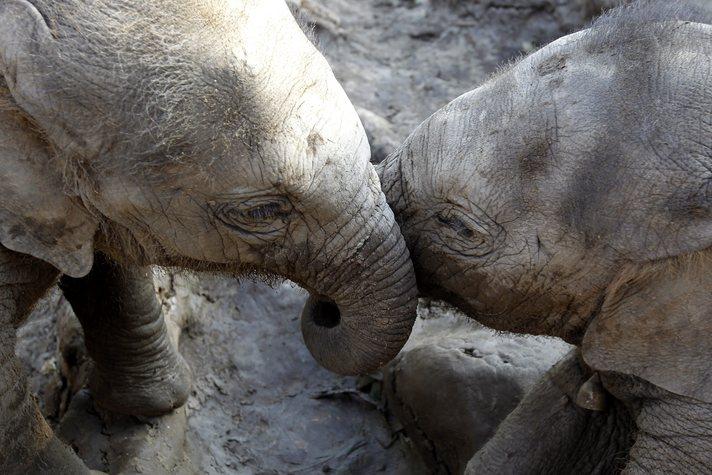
[{"x1": 383, "y1": 302, "x2": 571, "y2": 474}]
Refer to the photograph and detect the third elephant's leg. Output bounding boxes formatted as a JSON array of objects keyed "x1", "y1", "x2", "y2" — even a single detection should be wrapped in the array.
[
  {"x1": 466, "y1": 351, "x2": 634, "y2": 475},
  {"x1": 59, "y1": 253, "x2": 191, "y2": 417},
  {"x1": 0, "y1": 246, "x2": 88, "y2": 474}
]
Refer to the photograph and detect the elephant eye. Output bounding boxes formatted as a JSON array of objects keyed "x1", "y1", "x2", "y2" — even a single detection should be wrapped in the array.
[
  {"x1": 211, "y1": 197, "x2": 293, "y2": 235},
  {"x1": 437, "y1": 213, "x2": 477, "y2": 239},
  {"x1": 434, "y1": 206, "x2": 500, "y2": 257}
]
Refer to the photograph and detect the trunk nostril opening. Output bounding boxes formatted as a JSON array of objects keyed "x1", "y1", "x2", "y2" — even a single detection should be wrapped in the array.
[{"x1": 312, "y1": 300, "x2": 341, "y2": 328}]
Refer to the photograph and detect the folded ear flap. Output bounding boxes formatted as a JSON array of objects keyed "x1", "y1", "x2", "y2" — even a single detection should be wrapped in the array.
[
  {"x1": 0, "y1": 102, "x2": 97, "y2": 278},
  {"x1": 0, "y1": 0, "x2": 97, "y2": 277},
  {"x1": 0, "y1": 0, "x2": 93, "y2": 157},
  {"x1": 582, "y1": 251, "x2": 712, "y2": 403},
  {"x1": 0, "y1": 1, "x2": 54, "y2": 114}
]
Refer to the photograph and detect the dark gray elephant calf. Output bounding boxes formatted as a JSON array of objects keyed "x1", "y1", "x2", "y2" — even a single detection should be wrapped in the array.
[
  {"x1": 0, "y1": 0, "x2": 418, "y2": 472},
  {"x1": 375, "y1": 1, "x2": 711, "y2": 473}
]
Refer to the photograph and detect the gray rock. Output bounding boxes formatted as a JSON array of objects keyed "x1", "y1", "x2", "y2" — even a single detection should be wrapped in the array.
[{"x1": 383, "y1": 302, "x2": 571, "y2": 474}]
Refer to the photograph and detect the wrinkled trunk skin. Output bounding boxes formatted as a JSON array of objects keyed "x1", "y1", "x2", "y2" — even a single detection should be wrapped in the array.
[
  {"x1": 376, "y1": 153, "x2": 449, "y2": 300},
  {"x1": 299, "y1": 190, "x2": 418, "y2": 376}
]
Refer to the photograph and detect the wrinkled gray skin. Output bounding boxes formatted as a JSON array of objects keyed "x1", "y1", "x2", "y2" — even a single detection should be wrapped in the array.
[
  {"x1": 58, "y1": 253, "x2": 192, "y2": 418},
  {"x1": 0, "y1": 0, "x2": 418, "y2": 473},
  {"x1": 379, "y1": 2, "x2": 711, "y2": 473}
]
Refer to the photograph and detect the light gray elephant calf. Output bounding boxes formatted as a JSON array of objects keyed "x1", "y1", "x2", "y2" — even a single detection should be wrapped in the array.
[
  {"x1": 375, "y1": 1, "x2": 711, "y2": 473},
  {"x1": 0, "y1": 0, "x2": 418, "y2": 472}
]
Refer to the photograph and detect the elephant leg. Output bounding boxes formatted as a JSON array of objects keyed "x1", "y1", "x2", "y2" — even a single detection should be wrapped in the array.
[
  {"x1": 59, "y1": 253, "x2": 191, "y2": 417},
  {"x1": 466, "y1": 350, "x2": 634, "y2": 475},
  {"x1": 0, "y1": 246, "x2": 89, "y2": 474},
  {"x1": 601, "y1": 375, "x2": 712, "y2": 475}
]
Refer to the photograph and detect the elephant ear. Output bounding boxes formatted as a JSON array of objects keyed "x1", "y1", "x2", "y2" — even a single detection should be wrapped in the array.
[
  {"x1": 582, "y1": 252, "x2": 712, "y2": 403},
  {"x1": 0, "y1": 0, "x2": 97, "y2": 277},
  {"x1": 0, "y1": 0, "x2": 99, "y2": 158},
  {"x1": 0, "y1": 104, "x2": 97, "y2": 278}
]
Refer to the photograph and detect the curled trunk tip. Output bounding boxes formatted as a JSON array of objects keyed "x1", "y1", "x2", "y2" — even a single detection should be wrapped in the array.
[{"x1": 301, "y1": 290, "x2": 418, "y2": 375}]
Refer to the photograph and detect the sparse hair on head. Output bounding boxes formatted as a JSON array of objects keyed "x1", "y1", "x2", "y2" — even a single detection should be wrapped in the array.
[
  {"x1": 484, "y1": 0, "x2": 711, "y2": 85},
  {"x1": 584, "y1": 0, "x2": 712, "y2": 51},
  {"x1": 27, "y1": 1, "x2": 277, "y2": 183}
]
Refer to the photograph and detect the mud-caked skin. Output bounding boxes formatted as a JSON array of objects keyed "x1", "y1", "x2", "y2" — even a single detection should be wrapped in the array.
[
  {"x1": 0, "y1": 0, "x2": 418, "y2": 472},
  {"x1": 378, "y1": 1, "x2": 711, "y2": 472}
]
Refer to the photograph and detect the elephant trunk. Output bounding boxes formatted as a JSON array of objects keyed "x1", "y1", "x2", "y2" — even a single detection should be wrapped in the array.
[{"x1": 300, "y1": 197, "x2": 418, "y2": 376}]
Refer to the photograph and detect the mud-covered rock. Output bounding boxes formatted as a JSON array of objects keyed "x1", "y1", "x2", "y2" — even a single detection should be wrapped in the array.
[
  {"x1": 59, "y1": 390, "x2": 197, "y2": 475},
  {"x1": 383, "y1": 302, "x2": 571, "y2": 474},
  {"x1": 15, "y1": 289, "x2": 72, "y2": 424}
]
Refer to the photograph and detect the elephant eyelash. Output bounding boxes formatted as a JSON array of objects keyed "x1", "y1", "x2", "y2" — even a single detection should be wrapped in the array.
[
  {"x1": 244, "y1": 202, "x2": 288, "y2": 221},
  {"x1": 437, "y1": 211, "x2": 489, "y2": 241},
  {"x1": 211, "y1": 198, "x2": 293, "y2": 234},
  {"x1": 437, "y1": 214, "x2": 479, "y2": 240}
]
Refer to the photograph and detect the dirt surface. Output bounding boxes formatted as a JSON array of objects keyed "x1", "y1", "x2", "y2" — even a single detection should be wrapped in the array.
[
  {"x1": 21, "y1": 276, "x2": 429, "y2": 474},
  {"x1": 164, "y1": 275, "x2": 425, "y2": 474},
  {"x1": 16, "y1": 1, "x2": 612, "y2": 473},
  {"x1": 294, "y1": 0, "x2": 616, "y2": 161}
]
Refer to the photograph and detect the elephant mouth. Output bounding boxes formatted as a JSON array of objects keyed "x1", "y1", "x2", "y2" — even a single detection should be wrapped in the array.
[
  {"x1": 420, "y1": 278, "x2": 483, "y2": 319},
  {"x1": 305, "y1": 297, "x2": 341, "y2": 329}
]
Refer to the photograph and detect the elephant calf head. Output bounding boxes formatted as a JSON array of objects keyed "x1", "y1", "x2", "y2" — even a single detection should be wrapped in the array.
[
  {"x1": 378, "y1": 2, "x2": 712, "y2": 403},
  {"x1": 0, "y1": 0, "x2": 417, "y2": 375}
]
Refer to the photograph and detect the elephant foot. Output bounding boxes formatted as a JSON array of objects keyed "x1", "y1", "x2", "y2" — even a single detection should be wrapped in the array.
[
  {"x1": 58, "y1": 389, "x2": 194, "y2": 474},
  {"x1": 27, "y1": 435, "x2": 91, "y2": 475},
  {"x1": 89, "y1": 351, "x2": 192, "y2": 417}
]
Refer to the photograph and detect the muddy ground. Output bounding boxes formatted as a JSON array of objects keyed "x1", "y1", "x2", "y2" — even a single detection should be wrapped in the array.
[{"x1": 17, "y1": 1, "x2": 614, "y2": 473}]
